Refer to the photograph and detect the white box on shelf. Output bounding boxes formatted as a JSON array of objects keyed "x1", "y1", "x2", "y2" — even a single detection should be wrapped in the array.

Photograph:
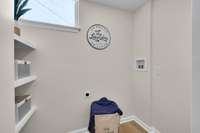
[
  {"x1": 15, "y1": 106, "x2": 36, "y2": 133},
  {"x1": 15, "y1": 95, "x2": 32, "y2": 123},
  {"x1": 15, "y1": 60, "x2": 31, "y2": 80}
]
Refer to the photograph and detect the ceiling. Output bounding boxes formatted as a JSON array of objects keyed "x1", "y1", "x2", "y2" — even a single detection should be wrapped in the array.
[{"x1": 86, "y1": 0, "x2": 148, "y2": 11}]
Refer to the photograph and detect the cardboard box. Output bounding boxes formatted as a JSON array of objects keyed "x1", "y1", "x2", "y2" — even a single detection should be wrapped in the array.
[{"x1": 95, "y1": 113, "x2": 120, "y2": 133}]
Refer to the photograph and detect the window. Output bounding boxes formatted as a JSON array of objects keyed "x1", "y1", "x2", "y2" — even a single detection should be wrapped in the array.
[{"x1": 20, "y1": 0, "x2": 78, "y2": 27}]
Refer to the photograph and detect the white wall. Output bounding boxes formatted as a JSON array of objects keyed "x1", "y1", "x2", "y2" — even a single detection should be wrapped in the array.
[
  {"x1": 0, "y1": 0, "x2": 15, "y2": 133},
  {"x1": 192, "y1": 0, "x2": 200, "y2": 132},
  {"x1": 16, "y1": 0, "x2": 193, "y2": 133},
  {"x1": 133, "y1": 0, "x2": 192, "y2": 132},
  {"x1": 132, "y1": 0, "x2": 152, "y2": 125},
  {"x1": 19, "y1": 1, "x2": 135, "y2": 132},
  {"x1": 151, "y1": 0, "x2": 192, "y2": 133}
]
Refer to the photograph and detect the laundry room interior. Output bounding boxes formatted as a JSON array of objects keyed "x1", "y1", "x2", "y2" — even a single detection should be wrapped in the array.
[{"x1": 1, "y1": 0, "x2": 200, "y2": 133}]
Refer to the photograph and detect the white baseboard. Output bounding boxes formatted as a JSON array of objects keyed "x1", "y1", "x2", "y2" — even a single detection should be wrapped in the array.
[
  {"x1": 68, "y1": 128, "x2": 89, "y2": 133},
  {"x1": 150, "y1": 127, "x2": 161, "y2": 133},
  {"x1": 68, "y1": 115, "x2": 160, "y2": 133}
]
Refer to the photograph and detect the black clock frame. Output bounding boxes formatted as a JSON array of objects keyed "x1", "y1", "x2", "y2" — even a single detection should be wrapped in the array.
[{"x1": 87, "y1": 24, "x2": 111, "y2": 50}]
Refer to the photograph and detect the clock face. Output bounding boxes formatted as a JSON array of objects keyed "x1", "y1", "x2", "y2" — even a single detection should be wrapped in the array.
[{"x1": 87, "y1": 24, "x2": 111, "y2": 50}]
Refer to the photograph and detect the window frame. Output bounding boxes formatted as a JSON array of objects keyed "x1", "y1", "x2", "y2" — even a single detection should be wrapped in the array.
[{"x1": 17, "y1": 0, "x2": 80, "y2": 32}]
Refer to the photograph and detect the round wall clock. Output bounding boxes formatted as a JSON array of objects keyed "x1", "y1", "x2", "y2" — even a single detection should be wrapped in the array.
[{"x1": 87, "y1": 24, "x2": 111, "y2": 50}]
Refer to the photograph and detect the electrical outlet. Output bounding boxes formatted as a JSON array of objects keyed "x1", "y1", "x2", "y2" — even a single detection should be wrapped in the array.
[{"x1": 84, "y1": 91, "x2": 91, "y2": 98}]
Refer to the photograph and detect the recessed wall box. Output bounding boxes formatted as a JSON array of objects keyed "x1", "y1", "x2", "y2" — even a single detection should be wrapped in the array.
[{"x1": 136, "y1": 58, "x2": 147, "y2": 72}]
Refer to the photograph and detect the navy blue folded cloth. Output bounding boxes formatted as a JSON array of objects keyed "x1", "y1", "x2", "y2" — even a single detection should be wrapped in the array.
[{"x1": 88, "y1": 97, "x2": 123, "y2": 133}]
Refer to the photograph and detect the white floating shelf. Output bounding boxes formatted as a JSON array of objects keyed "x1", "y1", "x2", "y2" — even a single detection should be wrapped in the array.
[
  {"x1": 14, "y1": 35, "x2": 36, "y2": 49},
  {"x1": 15, "y1": 106, "x2": 37, "y2": 133},
  {"x1": 15, "y1": 76, "x2": 37, "y2": 88}
]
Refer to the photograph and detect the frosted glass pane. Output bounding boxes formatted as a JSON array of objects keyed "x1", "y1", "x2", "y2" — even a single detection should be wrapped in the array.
[{"x1": 20, "y1": 0, "x2": 76, "y2": 27}]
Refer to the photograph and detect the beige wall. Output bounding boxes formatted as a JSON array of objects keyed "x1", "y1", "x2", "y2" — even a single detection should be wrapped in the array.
[
  {"x1": 0, "y1": 0, "x2": 15, "y2": 133},
  {"x1": 192, "y1": 0, "x2": 200, "y2": 132},
  {"x1": 132, "y1": 0, "x2": 152, "y2": 125},
  {"x1": 151, "y1": 0, "x2": 192, "y2": 132},
  {"x1": 133, "y1": 0, "x2": 192, "y2": 132},
  {"x1": 16, "y1": 0, "x2": 193, "y2": 133},
  {"x1": 19, "y1": 1, "x2": 135, "y2": 132}
]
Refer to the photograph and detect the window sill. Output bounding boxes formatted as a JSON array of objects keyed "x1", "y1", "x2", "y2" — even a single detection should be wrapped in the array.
[{"x1": 16, "y1": 19, "x2": 81, "y2": 33}]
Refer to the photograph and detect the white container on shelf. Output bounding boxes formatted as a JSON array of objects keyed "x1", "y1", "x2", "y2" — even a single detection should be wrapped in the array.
[
  {"x1": 15, "y1": 60, "x2": 31, "y2": 80},
  {"x1": 15, "y1": 95, "x2": 32, "y2": 123}
]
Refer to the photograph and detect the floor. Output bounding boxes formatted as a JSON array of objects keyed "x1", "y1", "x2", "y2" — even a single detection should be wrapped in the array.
[{"x1": 119, "y1": 121, "x2": 148, "y2": 133}]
